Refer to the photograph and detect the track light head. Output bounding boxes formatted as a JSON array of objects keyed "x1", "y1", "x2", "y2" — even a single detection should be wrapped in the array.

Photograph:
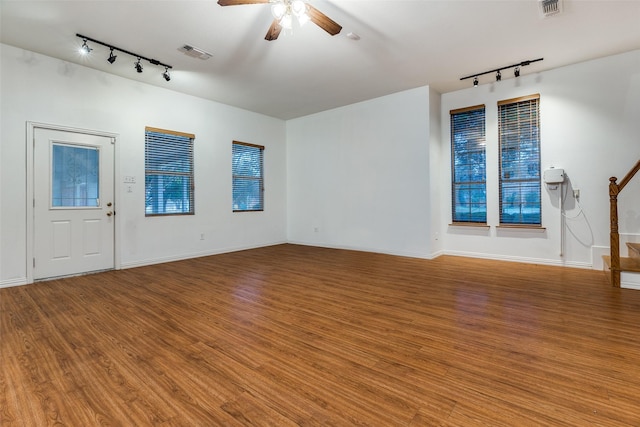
[
  {"x1": 514, "y1": 67, "x2": 520, "y2": 77},
  {"x1": 163, "y1": 67, "x2": 171, "y2": 82},
  {"x1": 107, "y1": 48, "x2": 117, "y2": 64},
  {"x1": 134, "y1": 58, "x2": 143, "y2": 73},
  {"x1": 496, "y1": 70, "x2": 502, "y2": 82},
  {"x1": 80, "y1": 39, "x2": 92, "y2": 55},
  {"x1": 473, "y1": 77, "x2": 478, "y2": 87}
]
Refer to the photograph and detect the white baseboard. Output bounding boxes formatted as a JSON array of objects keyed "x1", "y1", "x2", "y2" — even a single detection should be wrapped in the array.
[
  {"x1": 0, "y1": 277, "x2": 29, "y2": 289},
  {"x1": 120, "y1": 241, "x2": 287, "y2": 270},
  {"x1": 621, "y1": 271, "x2": 640, "y2": 290},
  {"x1": 286, "y1": 240, "x2": 436, "y2": 260},
  {"x1": 443, "y1": 249, "x2": 592, "y2": 269},
  {"x1": 430, "y1": 249, "x2": 445, "y2": 259}
]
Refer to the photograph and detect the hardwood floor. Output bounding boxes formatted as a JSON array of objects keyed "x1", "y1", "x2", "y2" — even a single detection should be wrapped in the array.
[{"x1": 2, "y1": 244, "x2": 640, "y2": 426}]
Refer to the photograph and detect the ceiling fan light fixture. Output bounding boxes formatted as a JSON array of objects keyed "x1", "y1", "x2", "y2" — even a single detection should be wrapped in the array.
[
  {"x1": 292, "y1": 0, "x2": 306, "y2": 16},
  {"x1": 297, "y1": 12, "x2": 310, "y2": 27},
  {"x1": 280, "y1": 14, "x2": 293, "y2": 30},
  {"x1": 218, "y1": 0, "x2": 341, "y2": 41},
  {"x1": 271, "y1": 3, "x2": 286, "y2": 20}
]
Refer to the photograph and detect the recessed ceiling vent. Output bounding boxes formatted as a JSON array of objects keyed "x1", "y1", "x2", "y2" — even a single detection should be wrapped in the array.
[
  {"x1": 539, "y1": 0, "x2": 563, "y2": 18},
  {"x1": 178, "y1": 44, "x2": 212, "y2": 60}
]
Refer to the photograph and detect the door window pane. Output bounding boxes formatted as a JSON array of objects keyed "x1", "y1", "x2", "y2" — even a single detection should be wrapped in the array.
[{"x1": 52, "y1": 143, "x2": 99, "y2": 207}]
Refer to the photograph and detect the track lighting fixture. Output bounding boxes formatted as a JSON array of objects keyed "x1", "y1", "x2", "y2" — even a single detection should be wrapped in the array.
[
  {"x1": 107, "y1": 48, "x2": 117, "y2": 64},
  {"x1": 80, "y1": 39, "x2": 92, "y2": 55},
  {"x1": 461, "y1": 58, "x2": 543, "y2": 87},
  {"x1": 75, "y1": 33, "x2": 173, "y2": 81}
]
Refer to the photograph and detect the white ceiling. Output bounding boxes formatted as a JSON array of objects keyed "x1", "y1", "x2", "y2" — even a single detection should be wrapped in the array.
[{"x1": 1, "y1": 0, "x2": 639, "y2": 119}]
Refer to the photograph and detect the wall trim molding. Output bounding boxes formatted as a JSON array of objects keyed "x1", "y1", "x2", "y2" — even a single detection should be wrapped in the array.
[
  {"x1": 120, "y1": 241, "x2": 287, "y2": 270},
  {"x1": 443, "y1": 249, "x2": 593, "y2": 269},
  {"x1": 0, "y1": 277, "x2": 29, "y2": 289},
  {"x1": 286, "y1": 240, "x2": 436, "y2": 260}
]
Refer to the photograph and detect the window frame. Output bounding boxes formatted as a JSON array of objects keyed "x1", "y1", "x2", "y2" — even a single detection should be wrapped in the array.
[
  {"x1": 497, "y1": 94, "x2": 541, "y2": 227},
  {"x1": 450, "y1": 104, "x2": 487, "y2": 225},
  {"x1": 144, "y1": 126, "x2": 195, "y2": 217},
  {"x1": 232, "y1": 140, "x2": 264, "y2": 213}
]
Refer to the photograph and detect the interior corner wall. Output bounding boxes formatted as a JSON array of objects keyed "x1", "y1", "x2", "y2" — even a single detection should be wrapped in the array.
[
  {"x1": 428, "y1": 87, "x2": 443, "y2": 257},
  {"x1": 439, "y1": 49, "x2": 640, "y2": 268},
  {"x1": 0, "y1": 44, "x2": 287, "y2": 287},
  {"x1": 286, "y1": 87, "x2": 433, "y2": 258}
]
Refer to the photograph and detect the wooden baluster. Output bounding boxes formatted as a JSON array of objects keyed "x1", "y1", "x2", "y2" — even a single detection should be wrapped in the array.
[{"x1": 609, "y1": 176, "x2": 620, "y2": 287}]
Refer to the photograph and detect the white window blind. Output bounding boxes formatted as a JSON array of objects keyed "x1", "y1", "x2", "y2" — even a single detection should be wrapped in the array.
[
  {"x1": 232, "y1": 141, "x2": 264, "y2": 212},
  {"x1": 498, "y1": 94, "x2": 541, "y2": 225},
  {"x1": 450, "y1": 105, "x2": 487, "y2": 223},
  {"x1": 145, "y1": 127, "x2": 195, "y2": 216}
]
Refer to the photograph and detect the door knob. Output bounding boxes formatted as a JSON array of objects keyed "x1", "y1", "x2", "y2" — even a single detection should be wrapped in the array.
[
  {"x1": 106, "y1": 211, "x2": 113, "y2": 217},
  {"x1": 107, "y1": 202, "x2": 112, "y2": 207}
]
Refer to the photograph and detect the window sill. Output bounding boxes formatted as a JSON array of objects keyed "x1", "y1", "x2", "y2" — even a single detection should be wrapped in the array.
[
  {"x1": 496, "y1": 225, "x2": 546, "y2": 232},
  {"x1": 449, "y1": 222, "x2": 490, "y2": 229}
]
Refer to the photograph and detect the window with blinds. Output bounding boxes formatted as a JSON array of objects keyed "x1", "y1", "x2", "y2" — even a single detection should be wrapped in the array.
[
  {"x1": 450, "y1": 105, "x2": 487, "y2": 223},
  {"x1": 498, "y1": 94, "x2": 541, "y2": 225},
  {"x1": 232, "y1": 141, "x2": 264, "y2": 212},
  {"x1": 144, "y1": 127, "x2": 194, "y2": 216}
]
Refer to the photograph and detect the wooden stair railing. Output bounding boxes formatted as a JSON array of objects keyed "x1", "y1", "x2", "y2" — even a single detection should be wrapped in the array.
[{"x1": 609, "y1": 159, "x2": 640, "y2": 287}]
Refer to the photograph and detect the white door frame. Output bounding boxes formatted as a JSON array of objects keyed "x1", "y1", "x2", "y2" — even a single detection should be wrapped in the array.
[{"x1": 26, "y1": 121, "x2": 121, "y2": 283}]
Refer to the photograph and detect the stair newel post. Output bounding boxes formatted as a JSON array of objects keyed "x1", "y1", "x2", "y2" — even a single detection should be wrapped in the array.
[{"x1": 609, "y1": 176, "x2": 621, "y2": 288}]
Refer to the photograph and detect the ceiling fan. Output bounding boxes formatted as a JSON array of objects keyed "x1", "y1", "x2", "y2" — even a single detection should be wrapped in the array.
[{"x1": 217, "y1": 0, "x2": 342, "y2": 41}]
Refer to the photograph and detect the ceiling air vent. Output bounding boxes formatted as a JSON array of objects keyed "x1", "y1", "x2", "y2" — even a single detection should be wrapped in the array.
[
  {"x1": 178, "y1": 44, "x2": 212, "y2": 60},
  {"x1": 539, "y1": 0, "x2": 562, "y2": 18}
]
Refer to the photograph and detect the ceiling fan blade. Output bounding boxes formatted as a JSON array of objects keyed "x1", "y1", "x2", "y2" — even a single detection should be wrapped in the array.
[
  {"x1": 265, "y1": 19, "x2": 283, "y2": 41},
  {"x1": 306, "y1": 4, "x2": 342, "y2": 36},
  {"x1": 217, "y1": 0, "x2": 269, "y2": 6}
]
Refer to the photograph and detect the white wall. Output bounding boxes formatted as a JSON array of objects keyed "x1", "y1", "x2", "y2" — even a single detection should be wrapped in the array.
[
  {"x1": 439, "y1": 50, "x2": 640, "y2": 268},
  {"x1": 3, "y1": 44, "x2": 638, "y2": 287},
  {"x1": 0, "y1": 44, "x2": 287, "y2": 287},
  {"x1": 286, "y1": 87, "x2": 436, "y2": 258}
]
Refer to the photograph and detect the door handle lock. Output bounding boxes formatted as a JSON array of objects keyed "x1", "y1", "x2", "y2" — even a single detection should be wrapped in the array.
[
  {"x1": 106, "y1": 211, "x2": 113, "y2": 217},
  {"x1": 107, "y1": 202, "x2": 112, "y2": 207}
]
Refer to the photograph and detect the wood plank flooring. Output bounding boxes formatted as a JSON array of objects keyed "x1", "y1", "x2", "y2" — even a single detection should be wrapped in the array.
[{"x1": 2, "y1": 244, "x2": 640, "y2": 426}]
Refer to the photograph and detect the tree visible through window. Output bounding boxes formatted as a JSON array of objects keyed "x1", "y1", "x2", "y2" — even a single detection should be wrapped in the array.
[
  {"x1": 145, "y1": 127, "x2": 194, "y2": 216},
  {"x1": 450, "y1": 105, "x2": 486, "y2": 223},
  {"x1": 498, "y1": 94, "x2": 541, "y2": 225},
  {"x1": 232, "y1": 141, "x2": 264, "y2": 212}
]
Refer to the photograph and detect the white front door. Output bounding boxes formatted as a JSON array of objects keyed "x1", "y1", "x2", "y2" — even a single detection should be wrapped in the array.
[{"x1": 33, "y1": 128, "x2": 115, "y2": 280}]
